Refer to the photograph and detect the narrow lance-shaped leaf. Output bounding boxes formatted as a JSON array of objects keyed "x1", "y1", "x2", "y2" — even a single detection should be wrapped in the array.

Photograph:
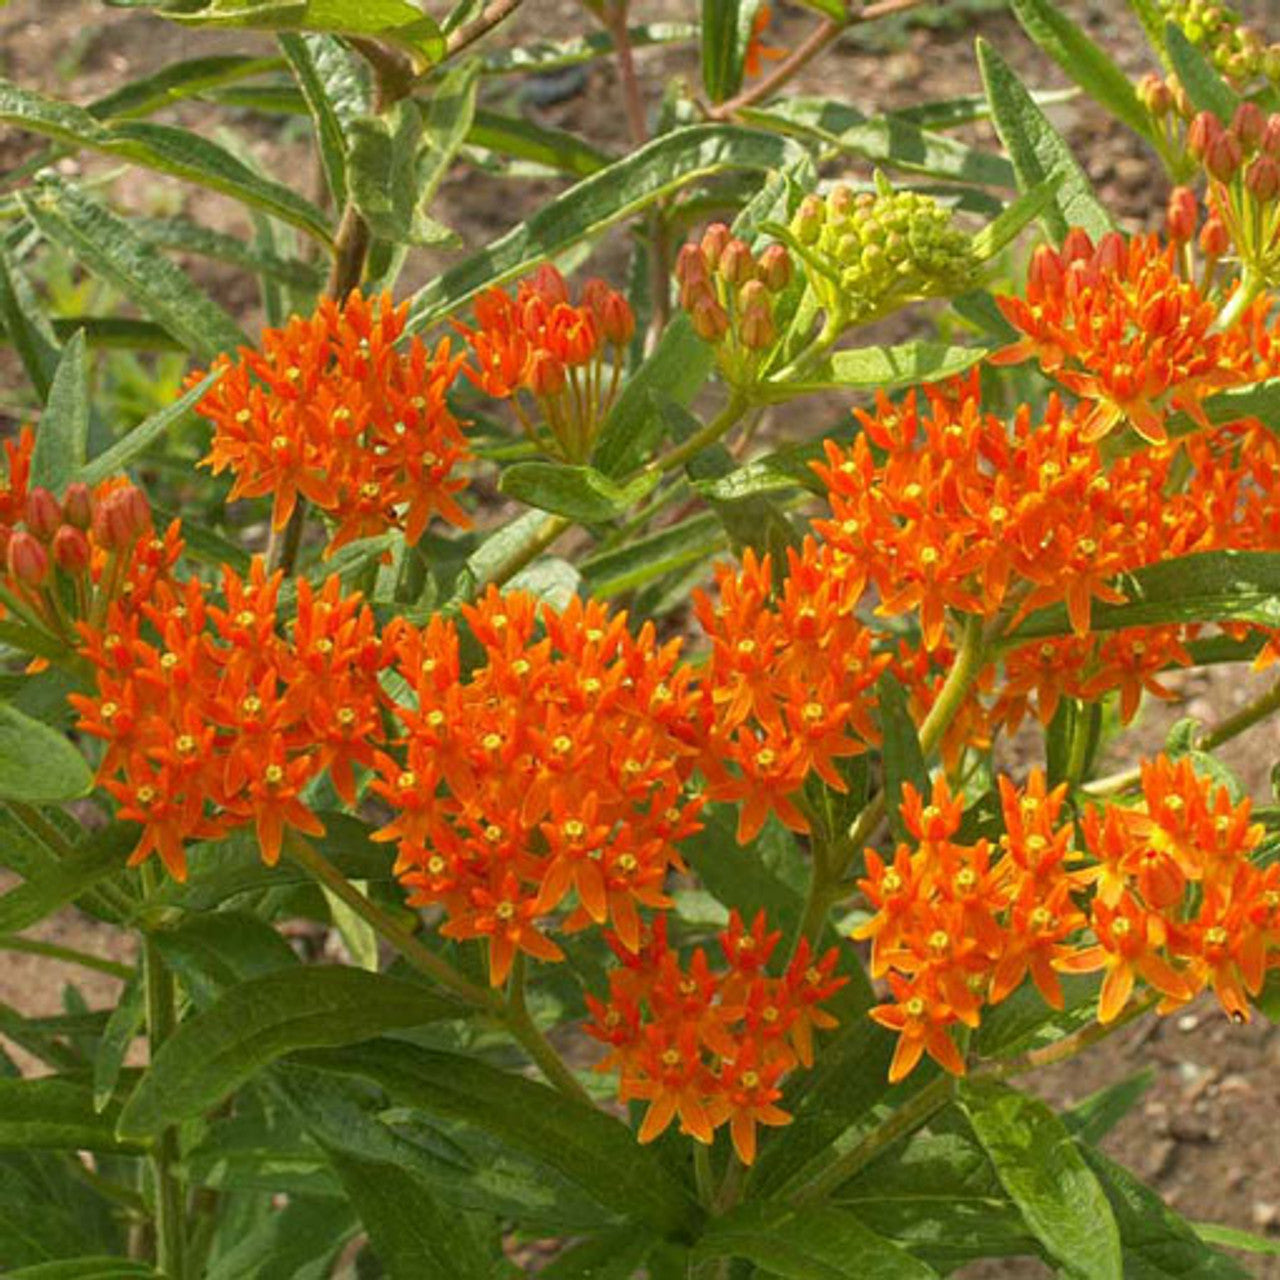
[
  {"x1": 702, "y1": 0, "x2": 746, "y2": 104},
  {"x1": 468, "y1": 109, "x2": 611, "y2": 177},
  {"x1": 406, "y1": 125, "x2": 808, "y2": 332},
  {"x1": 278, "y1": 33, "x2": 349, "y2": 206},
  {"x1": 32, "y1": 330, "x2": 89, "y2": 491},
  {"x1": 1165, "y1": 23, "x2": 1240, "y2": 121},
  {"x1": 0, "y1": 1076, "x2": 144, "y2": 1154},
  {"x1": 976, "y1": 38, "x2": 1111, "y2": 244},
  {"x1": 20, "y1": 177, "x2": 247, "y2": 359},
  {"x1": 116, "y1": 968, "x2": 465, "y2": 1140},
  {"x1": 763, "y1": 341, "x2": 990, "y2": 400},
  {"x1": 1009, "y1": 0, "x2": 1153, "y2": 139},
  {"x1": 0, "y1": 237, "x2": 60, "y2": 401},
  {"x1": 499, "y1": 463, "x2": 658, "y2": 523}
]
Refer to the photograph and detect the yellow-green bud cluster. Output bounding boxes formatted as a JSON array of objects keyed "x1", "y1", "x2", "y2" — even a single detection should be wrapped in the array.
[
  {"x1": 1159, "y1": 0, "x2": 1280, "y2": 85},
  {"x1": 790, "y1": 184, "x2": 976, "y2": 324}
]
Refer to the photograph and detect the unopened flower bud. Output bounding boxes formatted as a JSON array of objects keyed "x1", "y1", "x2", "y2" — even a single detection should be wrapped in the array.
[
  {"x1": 93, "y1": 485, "x2": 151, "y2": 551},
  {"x1": 526, "y1": 350, "x2": 566, "y2": 398},
  {"x1": 1200, "y1": 215, "x2": 1230, "y2": 258},
  {"x1": 738, "y1": 279, "x2": 770, "y2": 312},
  {"x1": 792, "y1": 195, "x2": 825, "y2": 245},
  {"x1": 1138, "y1": 72, "x2": 1172, "y2": 118},
  {"x1": 1263, "y1": 115, "x2": 1280, "y2": 159},
  {"x1": 739, "y1": 306, "x2": 776, "y2": 351},
  {"x1": 1169, "y1": 77, "x2": 1193, "y2": 120},
  {"x1": 1096, "y1": 231, "x2": 1126, "y2": 273},
  {"x1": 829, "y1": 184, "x2": 855, "y2": 219},
  {"x1": 676, "y1": 242, "x2": 708, "y2": 286},
  {"x1": 718, "y1": 239, "x2": 754, "y2": 286},
  {"x1": 758, "y1": 243, "x2": 792, "y2": 292},
  {"x1": 691, "y1": 294, "x2": 729, "y2": 343},
  {"x1": 1028, "y1": 244, "x2": 1064, "y2": 294},
  {"x1": 24, "y1": 487, "x2": 62, "y2": 541},
  {"x1": 1187, "y1": 110, "x2": 1222, "y2": 162},
  {"x1": 600, "y1": 292, "x2": 635, "y2": 346},
  {"x1": 8, "y1": 531, "x2": 49, "y2": 587},
  {"x1": 529, "y1": 264, "x2": 569, "y2": 305},
  {"x1": 1165, "y1": 186, "x2": 1199, "y2": 242},
  {"x1": 699, "y1": 223, "x2": 731, "y2": 269},
  {"x1": 62, "y1": 482, "x2": 92, "y2": 531},
  {"x1": 1061, "y1": 228, "x2": 1095, "y2": 265},
  {"x1": 1246, "y1": 154, "x2": 1280, "y2": 201},
  {"x1": 52, "y1": 525, "x2": 91, "y2": 576},
  {"x1": 1233, "y1": 101, "x2": 1266, "y2": 152},
  {"x1": 1206, "y1": 128, "x2": 1243, "y2": 181}
]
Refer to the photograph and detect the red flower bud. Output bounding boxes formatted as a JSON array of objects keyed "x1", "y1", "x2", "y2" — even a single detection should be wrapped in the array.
[
  {"x1": 601, "y1": 292, "x2": 635, "y2": 347},
  {"x1": 718, "y1": 239, "x2": 755, "y2": 286},
  {"x1": 1187, "y1": 110, "x2": 1222, "y2": 163},
  {"x1": 1095, "y1": 231, "x2": 1127, "y2": 273},
  {"x1": 8, "y1": 531, "x2": 49, "y2": 587},
  {"x1": 699, "y1": 223, "x2": 732, "y2": 270},
  {"x1": 526, "y1": 350, "x2": 566, "y2": 398},
  {"x1": 1232, "y1": 102, "x2": 1266, "y2": 153},
  {"x1": 1165, "y1": 186, "x2": 1199, "y2": 242},
  {"x1": 1246, "y1": 155, "x2": 1280, "y2": 202},
  {"x1": 93, "y1": 485, "x2": 151, "y2": 551},
  {"x1": 676, "y1": 242, "x2": 708, "y2": 286},
  {"x1": 1060, "y1": 228, "x2": 1095, "y2": 265},
  {"x1": 52, "y1": 525, "x2": 91, "y2": 576},
  {"x1": 1028, "y1": 244, "x2": 1064, "y2": 294},
  {"x1": 1169, "y1": 78, "x2": 1193, "y2": 121},
  {"x1": 758, "y1": 244, "x2": 792, "y2": 292},
  {"x1": 1199, "y1": 216, "x2": 1230, "y2": 258},
  {"x1": 62, "y1": 481, "x2": 93, "y2": 530},
  {"x1": 691, "y1": 295, "x2": 729, "y2": 343},
  {"x1": 1264, "y1": 115, "x2": 1280, "y2": 159},
  {"x1": 739, "y1": 306, "x2": 776, "y2": 351},
  {"x1": 24, "y1": 487, "x2": 62, "y2": 541},
  {"x1": 1206, "y1": 130, "x2": 1243, "y2": 182},
  {"x1": 529, "y1": 264, "x2": 569, "y2": 306},
  {"x1": 1138, "y1": 73, "x2": 1172, "y2": 118}
]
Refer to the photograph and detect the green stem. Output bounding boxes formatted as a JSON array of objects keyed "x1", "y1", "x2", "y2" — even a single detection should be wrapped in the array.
[
  {"x1": 0, "y1": 934, "x2": 133, "y2": 979},
  {"x1": 285, "y1": 834, "x2": 594, "y2": 1105},
  {"x1": 1213, "y1": 265, "x2": 1261, "y2": 333},
  {"x1": 643, "y1": 393, "x2": 750, "y2": 478},
  {"x1": 141, "y1": 866, "x2": 185, "y2": 1280},
  {"x1": 693, "y1": 1141, "x2": 717, "y2": 1209}
]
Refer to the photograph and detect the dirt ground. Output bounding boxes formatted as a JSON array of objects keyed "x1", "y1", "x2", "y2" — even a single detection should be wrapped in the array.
[{"x1": 1, "y1": 1, "x2": 1279, "y2": 1276}]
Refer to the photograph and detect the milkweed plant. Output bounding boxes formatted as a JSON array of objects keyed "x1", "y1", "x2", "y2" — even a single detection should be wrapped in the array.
[{"x1": 0, "y1": 0, "x2": 1279, "y2": 1276}]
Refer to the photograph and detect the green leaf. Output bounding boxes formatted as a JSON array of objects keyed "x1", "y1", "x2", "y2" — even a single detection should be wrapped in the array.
[
  {"x1": 693, "y1": 1203, "x2": 938, "y2": 1278},
  {"x1": 960, "y1": 1079, "x2": 1122, "y2": 1280},
  {"x1": 1009, "y1": 549, "x2": 1280, "y2": 640},
  {"x1": 116, "y1": 969, "x2": 464, "y2": 1140},
  {"x1": 1194, "y1": 1222, "x2": 1280, "y2": 1260},
  {"x1": 0, "y1": 236, "x2": 60, "y2": 401},
  {"x1": 278, "y1": 33, "x2": 348, "y2": 205},
  {"x1": 134, "y1": 215, "x2": 323, "y2": 289},
  {"x1": 153, "y1": 909, "x2": 300, "y2": 1008},
  {"x1": 92, "y1": 974, "x2": 144, "y2": 1114},
  {"x1": 0, "y1": 702, "x2": 93, "y2": 804},
  {"x1": 468, "y1": 109, "x2": 610, "y2": 178},
  {"x1": 20, "y1": 177, "x2": 247, "y2": 359},
  {"x1": 498, "y1": 462, "x2": 658, "y2": 523},
  {"x1": 348, "y1": 101, "x2": 449, "y2": 246},
  {"x1": 157, "y1": 0, "x2": 445, "y2": 66},
  {"x1": 322, "y1": 1148, "x2": 492, "y2": 1280},
  {"x1": 32, "y1": 331, "x2": 89, "y2": 492},
  {"x1": 0, "y1": 1077, "x2": 143, "y2": 1153},
  {"x1": 969, "y1": 177, "x2": 1061, "y2": 262},
  {"x1": 768, "y1": 342, "x2": 989, "y2": 399},
  {"x1": 1126, "y1": 0, "x2": 1169, "y2": 58},
  {"x1": 77, "y1": 368, "x2": 221, "y2": 484},
  {"x1": 5, "y1": 1259, "x2": 156, "y2": 1279},
  {"x1": 741, "y1": 98, "x2": 1015, "y2": 188},
  {"x1": 1080, "y1": 1146, "x2": 1248, "y2": 1278},
  {"x1": 1063, "y1": 1070, "x2": 1153, "y2": 1147},
  {"x1": 417, "y1": 59, "x2": 481, "y2": 215},
  {"x1": 579, "y1": 510, "x2": 726, "y2": 598},
  {"x1": 0, "y1": 825, "x2": 132, "y2": 934},
  {"x1": 0, "y1": 79, "x2": 331, "y2": 244},
  {"x1": 292, "y1": 1039, "x2": 701, "y2": 1235},
  {"x1": 477, "y1": 23, "x2": 696, "y2": 77},
  {"x1": 1165, "y1": 23, "x2": 1239, "y2": 121},
  {"x1": 90, "y1": 52, "x2": 284, "y2": 120},
  {"x1": 976, "y1": 38, "x2": 1111, "y2": 244},
  {"x1": 538, "y1": 1229, "x2": 654, "y2": 1279},
  {"x1": 702, "y1": 0, "x2": 746, "y2": 104},
  {"x1": 203, "y1": 1194, "x2": 356, "y2": 1280},
  {"x1": 1009, "y1": 0, "x2": 1153, "y2": 138},
  {"x1": 406, "y1": 124, "x2": 806, "y2": 332}
]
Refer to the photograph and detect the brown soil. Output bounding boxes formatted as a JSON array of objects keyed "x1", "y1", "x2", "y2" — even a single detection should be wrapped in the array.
[{"x1": 1, "y1": 1, "x2": 1279, "y2": 1275}]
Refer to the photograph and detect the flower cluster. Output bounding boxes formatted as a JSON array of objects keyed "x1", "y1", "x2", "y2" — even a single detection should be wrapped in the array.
[
  {"x1": 72, "y1": 558, "x2": 384, "y2": 878},
  {"x1": 858, "y1": 772, "x2": 1087, "y2": 1081},
  {"x1": 992, "y1": 229, "x2": 1250, "y2": 443},
  {"x1": 197, "y1": 290, "x2": 471, "y2": 555},
  {"x1": 456, "y1": 265, "x2": 633, "y2": 462},
  {"x1": 859, "y1": 758, "x2": 1280, "y2": 1081},
  {"x1": 1186, "y1": 105, "x2": 1280, "y2": 285},
  {"x1": 1158, "y1": 0, "x2": 1280, "y2": 84},
  {"x1": 0, "y1": 432, "x2": 156, "y2": 650},
  {"x1": 790, "y1": 183, "x2": 976, "y2": 325},
  {"x1": 1064, "y1": 755, "x2": 1279, "y2": 1025},
  {"x1": 675, "y1": 224, "x2": 794, "y2": 386},
  {"x1": 694, "y1": 545, "x2": 888, "y2": 841},
  {"x1": 375, "y1": 588, "x2": 705, "y2": 986},
  {"x1": 586, "y1": 913, "x2": 845, "y2": 1163}
]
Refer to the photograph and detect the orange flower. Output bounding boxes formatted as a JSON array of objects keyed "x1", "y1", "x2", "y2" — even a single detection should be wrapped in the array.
[
  {"x1": 197, "y1": 291, "x2": 471, "y2": 555},
  {"x1": 587, "y1": 909, "x2": 844, "y2": 1162},
  {"x1": 743, "y1": 3, "x2": 785, "y2": 79},
  {"x1": 992, "y1": 230, "x2": 1248, "y2": 444}
]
